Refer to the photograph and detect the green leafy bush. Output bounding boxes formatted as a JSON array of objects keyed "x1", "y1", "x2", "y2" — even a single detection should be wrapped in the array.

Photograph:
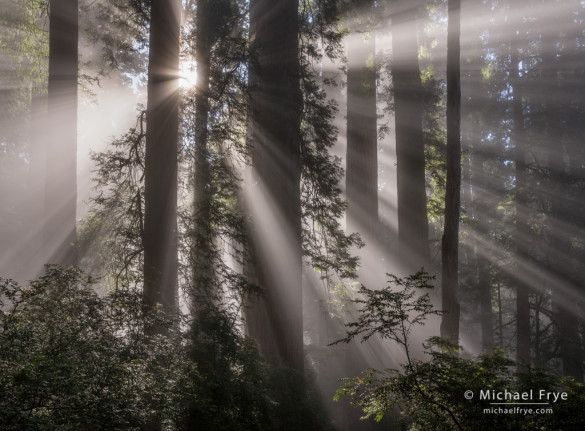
[
  {"x1": 0, "y1": 266, "x2": 331, "y2": 430},
  {"x1": 0, "y1": 266, "x2": 187, "y2": 430},
  {"x1": 334, "y1": 270, "x2": 585, "y2": 431}
]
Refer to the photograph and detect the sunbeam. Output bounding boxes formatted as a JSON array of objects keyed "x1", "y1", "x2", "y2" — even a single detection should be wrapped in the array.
[{"x1": 1, "y1": 0, "x2": 585, "y2": 428}]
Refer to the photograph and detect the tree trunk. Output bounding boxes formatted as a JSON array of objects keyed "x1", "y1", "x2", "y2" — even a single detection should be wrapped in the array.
[
  {"x1": 511, "y1": 44, "x2": 531, "y2": 369},
  {"x1": 143, "y1": 0, "x2": 181, "y2": 313},
  {"x1": 346, "y1": 18, "x2": 378, "y2": 237},
  {"x1": 461, "y1": 19, "x2": 493, "y2": 352},
  {"x1": 471, "y1": 142, "x2": 494, "y2": 353},
  {"x1": 391, "y1": 0, "x2": 428, "y2": 273},
  {"x1": 440, "y1": 0, "x2": 461, "y2": 343},
  {"x1": 345, "y1": 14, "x2": 382, "y2": 430},
  {"x1": 543, "y1": 47, "x2": 583, "y2": 382},
  {"x1": 562, "y1": 0, "x2": 585, "y2": 380},
  {"x1": 45, "y1": 0, "x2": 78, "y2": 266},
  {"x1": 246, "y1": 0, "x2": 303, "y2": 372},
  {"x1": 28, "y1": 92, "x2": 48, "y2": 279},
  {"x1": 540, "y1": 11, "x2": 583, "y2": 381},
  {"x1": 192, "y1": 0, "x2": 213, "y2": 309},
  {"x1": 470, "y1": 140, "x2": 493, "y2": 352}
]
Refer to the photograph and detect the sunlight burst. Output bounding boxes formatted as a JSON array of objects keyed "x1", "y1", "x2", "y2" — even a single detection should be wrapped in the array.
[{"x1": 179, "y1": 60, "x2": 198, "y2": 88}]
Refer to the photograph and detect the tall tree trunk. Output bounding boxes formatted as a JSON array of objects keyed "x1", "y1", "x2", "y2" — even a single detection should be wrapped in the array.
[
  {"x1": 390, "y1": 0, "x2": 428, "y2": 273},
  {"x1": 346, "y1": 16, "x2": 378, "y2": 238},
  {"x1": 143, "y1": 0, "x2": 181, "y2": 313},
  {"x1": 470, "y1": 139, "x2": 494, "y2": 352},
  {"x1": 470, "y1": 138, "x2": 493, "y2": 352},
  {"x1": 549, "y1": 145, "x2": 582, "y2": 381},
  {"x1": 345, "y1": 13, "x2": 382, "y2": 430},
  {"x1": 45, "y1": 0, "x2": 78, "y2": 266},
  {"x1": 246, "y1": 0, "x2": 303, "y2": 372},
  {"x1": 28, "y1": 91, "x2": 48, "y2": 279},
  {"x1": 540, "y1": 9, "x2": 583, "y2": 381},
  {"x1": 511, "y1": 44, "x2": 531, "y2": 369},
  {"x1": 563, "y1": 0, "x2": 585, "y2": 379},
  {"x1": 544, "y1": 74, "x2": 583, "y2": 382},
  {"x1": 497, "y1": 279, "x2": 504, "y2": 348},
  {"x1": 192, "y1": 0, "x2": 213, "y2": 309},
  {"x1": 440, "y1": 0, "x2": 461, "y2": 342},
  {"x1": 461, "y1": 18, "x2": 493, "y2": 352}
]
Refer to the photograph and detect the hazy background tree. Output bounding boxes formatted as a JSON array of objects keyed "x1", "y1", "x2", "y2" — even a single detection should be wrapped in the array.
[
  {"x1": 0, "y1": 1, "x2": 48, "y2": 282},
  {"x1": 345, "y1": 0, "x2": 378, "y2": 240}
]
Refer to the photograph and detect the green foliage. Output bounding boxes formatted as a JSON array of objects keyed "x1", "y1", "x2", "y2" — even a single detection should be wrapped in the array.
[
  {"x1": 300, "y1": 68, "x2": 363, "y2": 281},
  {"x1": 0, "y1": 266, "x2": 331, "y2": 430},
  {"x1": 0, "y1": 266, "x2": 187, "y2": 430},
  {"x1": 187, "y1": 311, "x2": 335, "y2": 431},
  {"x1": 83, "y1": 0, "x2": 149, "y2": 77},
  {"x1": 0, "y1": 0, "x2": 47, "y2": 273},
  {"x1": 334, "y1": 271, "x2": 585, "y2": 430},
  {"x1": 0, "y1": 0, "x2": 48, "y2": 86},
  {"x1": 181, "y1": 309, "x2": 273, "y2": 430},
  {"x1": 421, "y1": 69, "x2": 447, "y2": 224},
  {"x1": 79, "y1": 111, "x2": 146, "y2": 289},
  {"x1": 181, "y1": 0, "x2": 253, "y2": 308},
  {"x1": 299, "y1": 0, "x2": 363, "y2": 283},
  {"x1": 338, "y1": 341, "x2": 585, "y2": 430},
  {"x1": 332, "y1": 270, "x2": 439, "y2": 348},
  {"x1": 264, "y1": 365, "x2": 334, "y2": 431}
]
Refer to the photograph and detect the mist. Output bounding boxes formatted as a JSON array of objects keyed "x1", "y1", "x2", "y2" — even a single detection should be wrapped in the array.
[{"x1": 1, "y1": 0, "x2": 584, "y2": 429}]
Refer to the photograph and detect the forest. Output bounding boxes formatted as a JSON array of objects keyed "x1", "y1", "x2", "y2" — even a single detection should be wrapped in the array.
[{"x1": 1, "y1": 0, "x2": 585, "y2": 429}]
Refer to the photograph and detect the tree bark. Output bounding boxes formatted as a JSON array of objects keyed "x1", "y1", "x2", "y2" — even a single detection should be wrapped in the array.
[
  {"x1": 45, "y1": 0, "x2": 78, "y2": 266},
  {"x1": 440, "y1": 0, "x2": 461, "y2": 343},
  {"x1": 346, "y1": 17, "x2": 378, "y2": 237},
  {"x1": 143, "y1": 0, "x2": 181, "y2": 313},
  {"x1": 470, "y1": 140, "x2": 494, "y2": 353},
  {"x1": 539, "y1": 8, "x2": 583, "y2": 380},
  {"x1": 511, "y1": 44, "x2": 531, "y2": 369},
  {"x1": 246, "y1": 0, "x2": 303, "y2": 372},
  {"x1": 192, "y1": 0, "x2": 213, "y2": 309},
  {"x1": 461, "y1": 17, "x2": 493, "y2": 352},
  {"x1": 391, "y1": 0, "x2": 428, "y2": 273}
]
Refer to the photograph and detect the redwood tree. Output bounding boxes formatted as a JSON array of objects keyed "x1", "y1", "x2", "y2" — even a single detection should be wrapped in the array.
[
  {"x1": 440, "y1": 0, "x2": 461, "y2": 342},
  {"x1": 346, "y1": 3, "x2": 378, "y2": 238},
  {"x1": 511, "y1": 39, "x2": 531, "y2": 369},
  {"x1": 391, "y1": 0, "x2": 428, "y2": 272},
  {"x1": 245, "y1": 0, "x2": 303, "y2": 372},
  {"x1": 191, "y1": 0, "x2": 213, "y2": 308},
  {"x1": 45, "y1": 0, "x2": 78, "y2": 266},
  {"x1": 143, "y1": 0, "x2": 181, "y2": 312}
]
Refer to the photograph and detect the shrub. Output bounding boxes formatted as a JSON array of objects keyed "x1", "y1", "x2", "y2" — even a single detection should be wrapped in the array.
[
  {"x1": 0, "y1": 266, "x2": 186, "y2": 430},
  {"x1": 334, "y1": 270, "x2": 585, "y2": 431}
]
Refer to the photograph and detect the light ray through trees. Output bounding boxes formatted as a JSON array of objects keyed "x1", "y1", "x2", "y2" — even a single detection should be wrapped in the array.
[{"x1": 1, "y1": 0, "x2": 585, "y2": 427}]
